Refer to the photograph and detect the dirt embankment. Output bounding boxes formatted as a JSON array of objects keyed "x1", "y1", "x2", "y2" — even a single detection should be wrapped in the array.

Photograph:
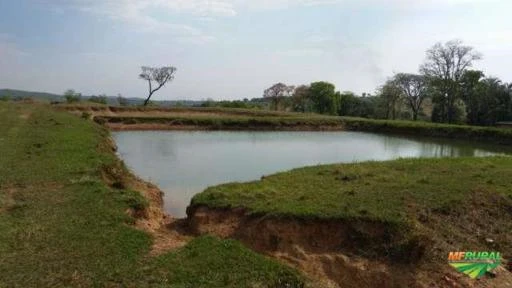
[
  {"x1": 88, "y1": 107, "x2": 512, "y2": 286},
  {"x1": 105, "y1": 122, "x2": 345, "y2": 132},
  {"x1": 186, "y1": 206, "x2": 422, "y2": 288},
  {"x1": 186, "y1": 204, "x2": 512, "y2": 288},
  {"x1": 63, "y1": 104, "x2": 512, "y2": 144},
  {"x1": 100, "y1": 130, "x2": 512, "y2": 287},
  {"x1": 101, "y1": 136, "x2": 192, "y2": 253},
  {"x1": 58, "y1": 105, "x2": 346, "y2": 131}
]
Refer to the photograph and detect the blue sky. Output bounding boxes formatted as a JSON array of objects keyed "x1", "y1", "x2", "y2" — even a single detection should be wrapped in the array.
[{"x1": 1, "y1": 0, "x2": 511, "y2": 100}]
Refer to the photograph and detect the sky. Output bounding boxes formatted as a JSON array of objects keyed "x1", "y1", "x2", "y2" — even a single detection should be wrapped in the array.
[{"x1": 1, "y1": 0, "x2": 511, "y2": 101}]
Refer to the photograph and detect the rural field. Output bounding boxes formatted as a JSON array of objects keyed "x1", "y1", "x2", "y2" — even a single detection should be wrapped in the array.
[
  {"x1": 3, "y1": 1, "x2": 512, "y2": 287},
  {"x1": 0, "y1": 102, "x2": 303, "y2": 287},
  {"x1": 1, "y1": 101, "x2": 512, "y2": 287}
]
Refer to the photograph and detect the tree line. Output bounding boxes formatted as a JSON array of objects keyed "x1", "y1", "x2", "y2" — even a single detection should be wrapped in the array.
[{"x1": 263, "y1": 40, "x2": 512, "y2": 126}]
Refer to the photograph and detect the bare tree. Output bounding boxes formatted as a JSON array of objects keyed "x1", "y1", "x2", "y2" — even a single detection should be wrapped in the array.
[
  {"x1": 263, "y1": 83, "x2": 295, "y2": 110},
  {"x1": 139, "y1": 66, "x2": 177, "y2": 106},
  {"x1": 394, "y1": 73, "x2": 428, "y2": 120},
  {"x1": 420, "y1": 40, "x2": 481, "y2": 123}
]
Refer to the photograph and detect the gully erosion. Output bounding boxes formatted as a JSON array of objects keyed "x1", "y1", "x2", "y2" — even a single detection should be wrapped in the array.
[{"x1": 68, "y1": 106, "x2": 512, "y2": 288}]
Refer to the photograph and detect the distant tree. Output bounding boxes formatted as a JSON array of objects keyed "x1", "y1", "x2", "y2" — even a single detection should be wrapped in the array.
[
  {"x1": 337, "y1": 92, "x2": 377, "y2": 118},
  {"x1": 475, "y1": 77, "x2": 511, "y2": 125},
  {"x1": 139, "y1": 66, "x2": 177, "y2": 106},
  {"x1": 420, "y1": 40, "x2": 482, "y2": 123},
  {"x1": 117, "y1": 94, "x2": 128, "y2": 106},
  {"x1": 0, "y1": 94, "x2": 11, "y2": 101},
  {"x1": 291, "y1": 85, "x2": 312, "y2": 112},
  {"x1": 88, "y1": 94, "x2": 108, "y2": 105},
  {"x1": 309, "y1": 81, "x2": 337, "y2": 115},
  {"x1": 379, "y1": 80, "x2": 403, "y2": 120},
  {"x1": 394, "y1": 73, "x2": 428, "y2": 120},
  {"x1": 64, "y1": 89, "x2": 81, "y2": 103},
  {"x1": 338, "y1": 92, "x2": 356, "y2": 116},
  {"x1": 263, "y1": 83, "x2": 294, "y2": 110},
  {"x1": 460, "y1": 70, "x2": 485, "y2": 125}
]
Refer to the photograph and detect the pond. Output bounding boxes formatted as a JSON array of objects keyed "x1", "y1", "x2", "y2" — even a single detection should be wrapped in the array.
[{"x1": 113, "y1": 131, "x2": 510, "y2": 217}]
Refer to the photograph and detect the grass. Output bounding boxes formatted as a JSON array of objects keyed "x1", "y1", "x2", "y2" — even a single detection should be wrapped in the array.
[
  {"x1": 192, "y1": 156, "x2": 512, "y2": 263},
  {"x1": 0, "y1": 102, "x2": 303, "y2": 287},
  {"x1": 192, "y1": 157, "x2": 512, "y2": 223},
  {"x1": 341, "y1": 117, "x2": 512, "y2": 144},
  {"x1": 61, "y1": 104, "x2": 512, "y2": 143},
  {"x1": 97, "y1": 115, "x2": 344, "y2": 129}
]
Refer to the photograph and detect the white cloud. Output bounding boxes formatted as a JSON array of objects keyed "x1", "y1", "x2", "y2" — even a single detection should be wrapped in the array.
[
  {"x1": 277, "y1": 48, "x2": 325, "y2": 57},
  {"x1": 304, "y1": 35, "x2": 330, "y2": 44},
  {"x1": 48, "y1": 0, "x2": 218, "y2": 43},
  {"x1": 236, "y1": 0, "x2": 498, "y2": 11},
  {"x1": 155, "y1": 0, "x2": 237, "y2": 16}
]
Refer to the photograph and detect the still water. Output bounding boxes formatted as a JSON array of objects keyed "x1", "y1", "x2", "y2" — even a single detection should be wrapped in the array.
[{"x1": 113, "y1": 131, "x2": 510, "y2": 217}]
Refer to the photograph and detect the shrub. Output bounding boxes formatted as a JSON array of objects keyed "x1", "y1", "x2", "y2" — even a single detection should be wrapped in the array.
[
  {"x1": 64, "y1": 89, "x2": 81, "y2": 103},
  {"x1": 88, "y1": 95, "x2": 108, "y2": 105},
  {"x1": 119, "y1": 189, "x2": 148, "y2": 211},
  {"x1": 81, "y1": 112, "x2": 92, "y2": 119}
]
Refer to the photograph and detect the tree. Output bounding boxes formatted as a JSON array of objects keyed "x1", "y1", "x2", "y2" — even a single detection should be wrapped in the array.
[
  {"x1": 460, "y1": 70, "x2": 485, "y2": 125},
  {"x1": 379, "y1": 80, "x2": 403, "y2": 120},
  {"x1": 117, "y1": 94, "x2": 128, "y2": 106},
  {"x1": 309, "y1": 81, "x2": 337, "y2": 115},
  {"x1": 420, "y1": 40, "x2": 482, "y2": 123},
  {"x1": 475, "y1": 78, "x2": 511, "y2": 125},
  {"x1": 0, "y1": 93, "x2": 11, "y2": 102},
  {"x1": 64, "y1": 89, "x2": 81, "y2": 103},
  {"x1": 263, "y1": 83, "x2": 294, "y2": 110},
  {"x1": 88, "y1": 94, "x2": 108, "y2": 105},
  {"x1": 139, "y1": 66, "x2": 177, "y2": 106},
  {"x1": 291, "y1": 85, "x2": 312, "y2": 112},
  {"x1": 337, "y1": 92, "x2": 378, "y2": 118},
  {"x1": 394, "y1": 73, "x2": 428, "y2": 120}
]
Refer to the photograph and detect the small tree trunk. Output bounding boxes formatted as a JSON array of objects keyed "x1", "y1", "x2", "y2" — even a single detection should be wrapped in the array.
[{"x1": 143, "y1": 92, "x2": 153, "y2": 106}]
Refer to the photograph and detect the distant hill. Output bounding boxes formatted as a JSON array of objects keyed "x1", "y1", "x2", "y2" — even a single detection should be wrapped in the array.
[
  {"x1": 0, "y1": 88, "x2": 206, "y2": 107},
  {"x1": 0, "y1": 89, "x2": 63, "y2": 101}
]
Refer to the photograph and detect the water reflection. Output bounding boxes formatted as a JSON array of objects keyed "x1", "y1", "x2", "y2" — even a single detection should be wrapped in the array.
[{"x1": 113, "y1": 131, "x2": 511, "y2": 217}]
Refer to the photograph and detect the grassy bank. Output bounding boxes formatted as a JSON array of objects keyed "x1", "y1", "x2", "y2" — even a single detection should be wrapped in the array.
[
  {"x1": 192, "y1": 156, "x2": 512, "y2": 221},
  {"x1": 342, "y1": 117, "x2": 512, "y2": 144},
  {"x1": 60, "y1": 105, "x2": 512, "y2": 143},
  {"x1": 0, "y1": 102, "x2": 303, "y2": 287},
  {"x1": 192, "y1": 156, "x2": 512, "y2": 261},
  {"x1": 98, "y1": 115, "x2": 344, "y2": 130}
]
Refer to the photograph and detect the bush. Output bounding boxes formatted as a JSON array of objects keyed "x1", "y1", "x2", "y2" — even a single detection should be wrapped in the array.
[
  {"x1": 88, "y1": 95, "x2": 108, "y2": 105},
  {"x1": 64, "y1": 89, "x2": 81, "y2": 103},
  {"x1": 0, "y1": 95, "x2": 11, "y2": 101},
  {"x1": 119, "y1": 189, "x2": 148, "y2": 211},
  {"x1": 81, "y1": 112, "x2": 92, "y2": 120}
]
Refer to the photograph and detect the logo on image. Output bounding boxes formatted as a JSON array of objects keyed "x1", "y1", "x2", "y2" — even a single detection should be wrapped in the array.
[{"x1": 448, "y1": 251, "x2": 501, "y2": 279}]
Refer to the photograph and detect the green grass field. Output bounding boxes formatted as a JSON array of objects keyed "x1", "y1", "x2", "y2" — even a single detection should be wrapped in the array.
[
  {"x1": 192, "y1": 156, "x2": 512, "y2": 264},
  {"x1": 3, "y1": 102, "x2": 512, "y2": 286},
  {"x1": 192, "y1": 157, "x2": 512, "y2": 223},
  {"x1": 0, "y1": 102, "x2": 303, "y2": 287}
]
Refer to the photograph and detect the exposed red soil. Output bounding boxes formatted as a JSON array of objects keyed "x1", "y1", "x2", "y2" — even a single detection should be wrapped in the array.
[
  {"x1": 186, "y1": 205, "x2": 512, "y2": 288},
  {"x1": 186, "y1": 206, "x2": 417, "y2": 287}
]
